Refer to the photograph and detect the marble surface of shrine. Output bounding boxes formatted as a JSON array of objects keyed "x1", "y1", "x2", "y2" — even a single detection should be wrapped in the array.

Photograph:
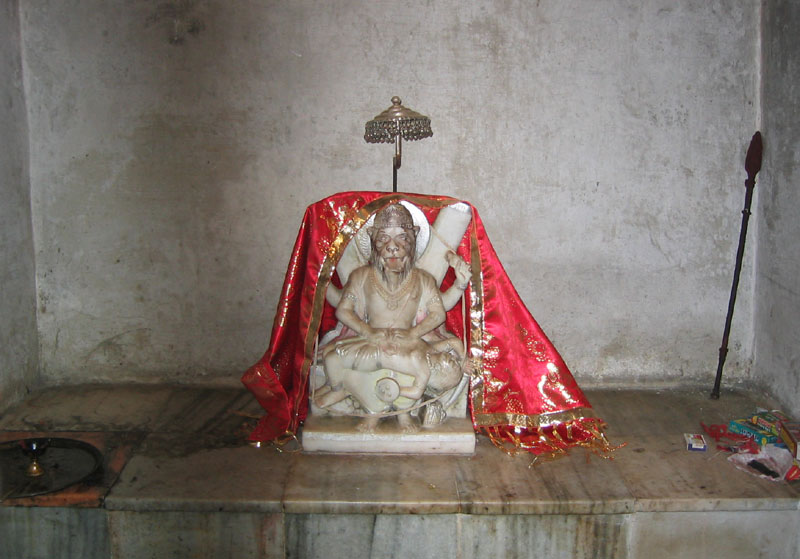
[{"x1": 1, "y1": 384, "x2": 799, "y2": 558}]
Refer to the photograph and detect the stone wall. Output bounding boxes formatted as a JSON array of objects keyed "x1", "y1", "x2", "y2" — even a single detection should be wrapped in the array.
[
  {"x1": 2, "y1": 508, "x2": 798, "y2": 559},
  {"x1": 19, "y1": 1, "x2": 761, "y2": 386},
  {"x1": 754, "y1": 0, "x2": 800, "y2": 417},
  {"x1": 0, "y1": 0, "x2": 38, "y2": 409}
]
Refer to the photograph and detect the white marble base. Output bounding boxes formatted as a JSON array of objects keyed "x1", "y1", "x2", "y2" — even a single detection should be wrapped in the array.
[{"x1": 301, "y1": 415, "x2": 476, "y2": 455}]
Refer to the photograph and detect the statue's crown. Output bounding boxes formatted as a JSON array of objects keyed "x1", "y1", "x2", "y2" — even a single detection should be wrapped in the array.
[{"x1": 373, "y1": 203, "x2": 415, "y2": 230}]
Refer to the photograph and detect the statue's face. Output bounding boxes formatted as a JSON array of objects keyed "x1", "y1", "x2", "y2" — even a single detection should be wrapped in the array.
[{"x1": 371, "y1": 225, "x2": 417, "y2": 275}]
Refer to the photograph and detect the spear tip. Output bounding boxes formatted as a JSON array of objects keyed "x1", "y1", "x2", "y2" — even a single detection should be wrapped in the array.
[{"x1": 745, "y1": 131, "x2": 763, "y2": 178}]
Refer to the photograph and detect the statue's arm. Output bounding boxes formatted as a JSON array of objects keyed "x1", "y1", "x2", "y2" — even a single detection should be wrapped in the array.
[
  {"x1": 326, "y1": 285, "x2": 342, "y2": 307},
  {"x1": 334, "y1": 269, "x2": 376, "y2": 338},
  {"x1": 409, "y1": 275, "x2": 447, "y2": 339},
  {"x1": 440, "y1": 252, "x2": 470, "y2": 311}
]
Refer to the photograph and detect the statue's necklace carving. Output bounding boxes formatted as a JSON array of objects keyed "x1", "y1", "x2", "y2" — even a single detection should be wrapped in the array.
[{"x1": 370, "y1": 267, "x2": 417, "y2": 310}]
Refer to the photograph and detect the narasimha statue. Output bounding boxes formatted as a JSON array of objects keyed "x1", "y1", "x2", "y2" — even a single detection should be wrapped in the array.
[
  {"x1": 243, "y1": 192, "x2": 609, "y2": 455},
  {"x1": 315, "y1": 200, "x2": 471, "y2": 433}
]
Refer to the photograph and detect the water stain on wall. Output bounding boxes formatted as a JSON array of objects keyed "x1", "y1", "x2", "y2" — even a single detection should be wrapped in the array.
[
  {"x1": 146, "y1": 0, "x2": 206, "y2": 45},
  {"x1": 85, "y1": 328, "x2": 152, "y2": 367}
]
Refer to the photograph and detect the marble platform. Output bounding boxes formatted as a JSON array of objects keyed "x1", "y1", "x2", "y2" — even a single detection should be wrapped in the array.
[
  {"x1": 301, "y1": 415, "x2": 476, "y2": 454},
  {"x1": 1, "y1": 383, "x2": 799, "y2": 558}
]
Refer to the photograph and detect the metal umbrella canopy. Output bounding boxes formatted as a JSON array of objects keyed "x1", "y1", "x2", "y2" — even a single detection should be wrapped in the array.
[{"x1": 365, "y1": 96, "x2": 432, "y2": 192}]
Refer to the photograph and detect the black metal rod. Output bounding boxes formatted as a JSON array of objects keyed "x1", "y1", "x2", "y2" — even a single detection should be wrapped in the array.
[
  {"x1": 710, "y1": 182, "x2": 754, "y2": 399},
  {"x1": 710, "y1": 131, "x2": 762, "y2": 399},
  {"x1": 392, "y1": 134, "x2": 402, "y2": 193}
]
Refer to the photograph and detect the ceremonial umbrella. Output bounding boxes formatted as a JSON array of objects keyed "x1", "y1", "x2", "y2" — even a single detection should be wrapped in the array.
[{"x1": 365, "y1": 96, "x2": 433, "y2": 192}]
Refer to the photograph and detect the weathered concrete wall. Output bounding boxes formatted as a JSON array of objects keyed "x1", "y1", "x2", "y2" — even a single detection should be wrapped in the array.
[
  {"x1": 20, "y1": 0, "x2": 760, "y2": 386},
  {"x1": 754, "y1": 1, "x2": 800, "y2": 416},
  {"x1": 0, "y1": 0, "x2": 38, "y2": 409}
]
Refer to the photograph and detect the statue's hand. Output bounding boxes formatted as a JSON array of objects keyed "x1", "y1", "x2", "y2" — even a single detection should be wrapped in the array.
[
  {"x1": 446, "y1": 251, "x2": 470, "y2": 290},
  {"x1": 368, "y1": 329, "x2": 401, "y2": 354},
  {"x1": 366, "y1": 328, "x2": 392, "y2": 347},
  {"x1": 387, "y1": 328, "x2": 419, "y2": 345}
]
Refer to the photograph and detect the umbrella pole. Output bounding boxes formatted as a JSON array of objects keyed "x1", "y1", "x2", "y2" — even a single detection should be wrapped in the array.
[{"x1": 392, "y1": 135, "x2": 402, "y2": 193}]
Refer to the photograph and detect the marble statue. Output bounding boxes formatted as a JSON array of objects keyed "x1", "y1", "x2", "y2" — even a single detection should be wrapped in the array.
[
  {"x1": 244, "y1": 192, "x2": 608, "y2": 457},
  {"x1": 312, "y1": 201, "x2": 472, "y2": 433}
]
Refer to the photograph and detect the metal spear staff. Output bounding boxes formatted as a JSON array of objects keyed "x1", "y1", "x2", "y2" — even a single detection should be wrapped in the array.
[{"x1": 710, "y1": 131, "x2": 763, "y2": 400}]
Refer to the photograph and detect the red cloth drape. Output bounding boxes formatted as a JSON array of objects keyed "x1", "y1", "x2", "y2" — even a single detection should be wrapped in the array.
[{"x1": 242, "y1": 192, "x2": 608, "y2": 455}]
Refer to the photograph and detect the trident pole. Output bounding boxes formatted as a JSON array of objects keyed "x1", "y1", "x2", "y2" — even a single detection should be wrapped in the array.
[{"x1": 710, "y1": 131, "x2": 763, "y2": 400}]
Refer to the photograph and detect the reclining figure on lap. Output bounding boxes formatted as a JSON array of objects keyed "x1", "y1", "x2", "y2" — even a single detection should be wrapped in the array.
[{"x1": 314, "y1": 202, "x2": 469, "y2": 433}]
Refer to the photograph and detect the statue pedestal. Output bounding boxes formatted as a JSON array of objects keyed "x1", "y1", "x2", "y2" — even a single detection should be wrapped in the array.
[{"x1": 301, "y1": 415, "x2": 476, "y2": 455}]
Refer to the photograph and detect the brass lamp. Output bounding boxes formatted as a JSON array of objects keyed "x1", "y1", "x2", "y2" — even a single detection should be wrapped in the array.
[{"x1": 365, "y1": 96, "x2": 432, "y2": 192}]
